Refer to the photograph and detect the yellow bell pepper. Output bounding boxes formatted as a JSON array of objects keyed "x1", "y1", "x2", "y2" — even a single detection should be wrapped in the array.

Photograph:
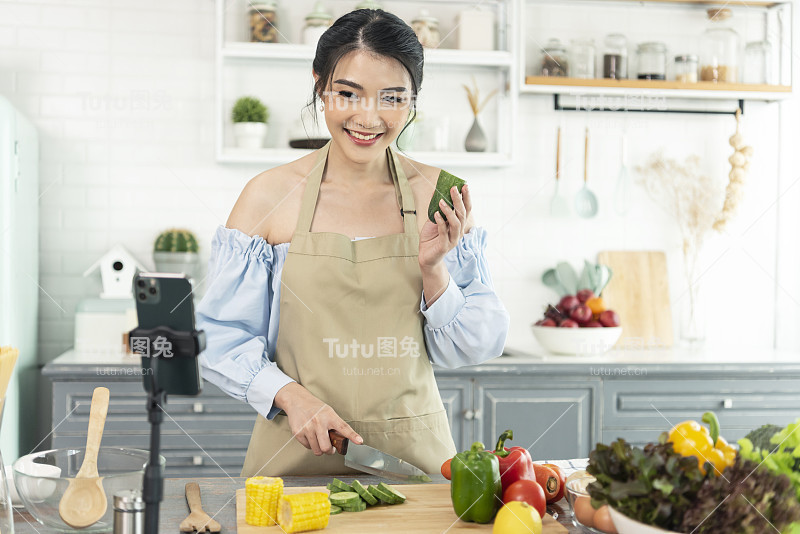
[{"x1": 667, "y1": 411, "x2": 736, "y2": 476}]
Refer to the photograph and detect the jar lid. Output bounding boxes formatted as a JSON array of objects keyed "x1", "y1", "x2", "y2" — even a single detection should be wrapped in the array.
[
  {"x1": 542, "y1": 38, "x2": 565, "y2": 51},
  {"x1": 250, "y1": 1, "x2": 277, "y2": 11},
  {"x1": 355, "y1": 0, "x2": 382, "y2": 10},
  {"x1": 637, "y1": 41, "x2": 666, "y2": 52},
  {"x1": 412, "y1": 8, "x2": 438, "y2": 25},
  {"x1": 746, "y1": 40, "x2": 771, "y2": 50},
  {"x1": 674, "y1": 54, "x2": 698, "y2": 62},
  {"x1": 305, "y1": 1, "x2": 332, "y2": 21},
  {"x1": 113, "y1": 489, "x2": 145, "y2": 512}
]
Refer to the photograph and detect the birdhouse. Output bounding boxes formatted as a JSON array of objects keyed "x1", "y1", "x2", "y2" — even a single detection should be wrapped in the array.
[{"x1": 83, "y1": 244, "x2": 148, "y2": 299}]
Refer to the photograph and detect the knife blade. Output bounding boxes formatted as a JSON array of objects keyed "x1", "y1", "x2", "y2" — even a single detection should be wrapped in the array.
[{"x1": 328, "y1": 430, "x2": 432, "y2": 483}]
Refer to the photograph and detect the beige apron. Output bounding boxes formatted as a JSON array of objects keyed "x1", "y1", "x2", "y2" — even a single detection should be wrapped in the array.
[{"x1": 241, "y1": 140, "x2": 457, "y2": 477}]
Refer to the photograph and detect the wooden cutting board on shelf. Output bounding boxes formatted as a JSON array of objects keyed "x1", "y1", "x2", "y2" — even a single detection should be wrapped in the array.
[
  {"x1": 597, "y1": 250, "x2": 673, "y2": 348},
  {"x1": 235, "y1": 484, "x2": 567, "y2": 533}
]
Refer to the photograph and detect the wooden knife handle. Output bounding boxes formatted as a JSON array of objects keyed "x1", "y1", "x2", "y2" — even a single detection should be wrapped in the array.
[{"x1": 328, "y1": 430, "x2": 349, "y2": 456}]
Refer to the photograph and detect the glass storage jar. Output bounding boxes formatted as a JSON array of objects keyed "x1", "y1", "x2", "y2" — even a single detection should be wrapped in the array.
[
  {"x1": 700, "y1": 8, "x2": 741, "y2": 82},
  {"x1": 570, "y1": 39, "x2": 596, "y2": 79},
  {"x1": 303, "y1": 2, "x2": 333, "y2": 48},
  {"x1": 411, "y1": 9, "x2": 440, "y2": 48},
  {"x1": 674, "y1": 54, "x2": 698, "y2": 83},
  {"x1": 636, "y1": 42, "x2": 667, "y2": 80},
  {"x1": 602, "y1": 33, "x2": 628, "y2": 79},
  {"x1": 540, "y1": 38, "x2": 568, "y2": 77},
  {"x1": 744, "y1": 40, "x2": 771, "y2": 84},
  {"x1": 249, "y1": 1, "x2": 279, "y2": 43}
]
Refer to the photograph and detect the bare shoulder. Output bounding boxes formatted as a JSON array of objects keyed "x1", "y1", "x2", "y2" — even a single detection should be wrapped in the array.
[
  {"x1": 396, "y1": 154, "x2": 475, "y2": 233},
  {"x1": 225, "y1": 152, "x2": 317, "y2": 242}
]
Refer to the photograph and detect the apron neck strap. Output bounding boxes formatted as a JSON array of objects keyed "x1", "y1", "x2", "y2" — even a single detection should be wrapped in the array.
[{"x1": 295, "y1": 140, "x2": 418, "y2": 235}]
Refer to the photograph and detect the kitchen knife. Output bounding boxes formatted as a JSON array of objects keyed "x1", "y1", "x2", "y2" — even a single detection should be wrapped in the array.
[{"x1": 328, "y1": 430, "x2": 432, "y2": 483}]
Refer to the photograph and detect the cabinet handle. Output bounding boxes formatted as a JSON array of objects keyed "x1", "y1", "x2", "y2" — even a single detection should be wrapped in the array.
[
  {"x1": 722, "y1": 398, "x2": 734, "y2": 409},
  {"x1": 192, "y1": 455, "x2": 203, "y2": 466},
  {"x1": 193, "y1": 402, "x2": 204, "y2": 413},
  {"x1": 463, "y1": 410, "x2": 475, "y2": 420}
]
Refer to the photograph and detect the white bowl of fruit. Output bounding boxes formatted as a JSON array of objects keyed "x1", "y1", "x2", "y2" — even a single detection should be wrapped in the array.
[{"x1": 532, "y1": 290, "x2": 622, "y2": 355}]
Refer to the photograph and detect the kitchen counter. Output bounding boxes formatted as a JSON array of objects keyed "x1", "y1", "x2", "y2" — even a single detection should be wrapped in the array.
[{"x1": 12, "y1": 475, "x2": 580, "y2": 532}]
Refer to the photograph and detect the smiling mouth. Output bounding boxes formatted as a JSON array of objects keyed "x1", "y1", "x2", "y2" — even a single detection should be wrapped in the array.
[{"x1": 344, "y1": 128, "x2": 384, "y2": 141}]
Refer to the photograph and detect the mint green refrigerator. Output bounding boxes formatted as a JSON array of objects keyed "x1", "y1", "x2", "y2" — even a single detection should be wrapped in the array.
[{"x1": 0, "y1": 95, "x2": 39, "y2": 461}]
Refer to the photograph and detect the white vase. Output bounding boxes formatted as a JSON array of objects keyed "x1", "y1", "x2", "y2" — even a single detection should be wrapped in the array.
[{"x1": 233, "y1": 122, "x2": 267, "y2": 149}]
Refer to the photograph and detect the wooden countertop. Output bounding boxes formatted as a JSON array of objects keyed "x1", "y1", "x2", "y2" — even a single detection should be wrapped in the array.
[{"x1": 12, "y1": 476, "x2": 579, "y2": 533}]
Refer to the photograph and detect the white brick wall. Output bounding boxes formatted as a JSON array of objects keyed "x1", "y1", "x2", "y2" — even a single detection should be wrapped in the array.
[{"x1": 1, "y1": 0, "x2": 798, "y2": 364}]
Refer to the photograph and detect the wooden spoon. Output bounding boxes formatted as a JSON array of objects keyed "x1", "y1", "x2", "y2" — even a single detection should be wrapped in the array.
[{"x1": 59, "y1": 387, "x2": 110, "y2": 528}]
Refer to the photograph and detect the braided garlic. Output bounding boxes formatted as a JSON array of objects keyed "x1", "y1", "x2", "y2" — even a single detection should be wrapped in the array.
[{"x1": 714, "y1": 108, "x2": 751, "y2": 231}]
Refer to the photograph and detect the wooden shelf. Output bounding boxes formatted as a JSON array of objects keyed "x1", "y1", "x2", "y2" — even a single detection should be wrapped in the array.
[
  {"x1": 223, "y1": 42, "x2": 513, "y2": 67},
  {"x1": 522, "y1": 76, "x2": 793, "y2": 101},
  {"x1": 218, "y1": 147, "x2": 514, "y2": 168}
]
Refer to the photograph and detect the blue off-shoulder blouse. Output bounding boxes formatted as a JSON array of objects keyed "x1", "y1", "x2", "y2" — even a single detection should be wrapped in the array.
[{"x1": 195, "y1": 225, "x2": 510, "y2": 420}]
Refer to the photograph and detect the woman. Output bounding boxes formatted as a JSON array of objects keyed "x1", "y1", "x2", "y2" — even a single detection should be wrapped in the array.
[{"x1": 196, "y1": 8, "x2": 509, "y2": 477}]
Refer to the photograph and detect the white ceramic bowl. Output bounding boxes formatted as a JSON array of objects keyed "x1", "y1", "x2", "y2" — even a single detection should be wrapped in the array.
[
  {"x1": 608, "y1": 507, "x2": 682, "y2": 534},
  {"x1": 531, "y1": 325, "x2": 622, "y2": 355}
]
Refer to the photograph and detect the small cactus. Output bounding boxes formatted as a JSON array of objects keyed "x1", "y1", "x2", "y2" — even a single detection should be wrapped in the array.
[{"x1": 154, "y1": 228, "x2": 198, "y2": 253}]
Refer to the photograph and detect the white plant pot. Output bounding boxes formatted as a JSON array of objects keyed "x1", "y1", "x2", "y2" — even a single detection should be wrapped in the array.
[
  {"x1": 233, "y1": 122, "x2": 268, "y2": 149},
  {"x1": 153, "y1": 251, "x2": 201, "y2": 282}
]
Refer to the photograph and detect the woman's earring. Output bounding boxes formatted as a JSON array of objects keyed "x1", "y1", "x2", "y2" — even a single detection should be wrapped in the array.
[{"x1": 319, "y1": 102, "x2": 325, "y2": 112}]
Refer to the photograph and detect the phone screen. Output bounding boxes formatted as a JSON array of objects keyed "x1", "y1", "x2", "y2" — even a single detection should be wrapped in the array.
[{"x1": 133, "y1": 273, "x2": 202, "y2": 396}]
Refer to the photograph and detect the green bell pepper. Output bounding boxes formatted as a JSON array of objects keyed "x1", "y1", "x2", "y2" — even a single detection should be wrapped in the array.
[{"x1": 450, "y1": 441, "x2": 502, "y2": 524}]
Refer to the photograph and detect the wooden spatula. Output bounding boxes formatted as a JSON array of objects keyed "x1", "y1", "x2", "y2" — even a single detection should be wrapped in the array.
[
  {"x1": 180, "y1": 482, "x2": 221, "y2": 533},
  {"x1": 58, "y1": 386, "x2": 110, "y2": 528}
]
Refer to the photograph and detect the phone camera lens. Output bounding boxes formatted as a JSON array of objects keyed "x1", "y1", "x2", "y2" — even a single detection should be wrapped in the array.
[
  {"x1": 138, "y1": 292, "x2": 146, "y2": 301},
  {"x1": 149, "y1": 287, "x2": 156, "y2": 295},
  {"x1": 137, "y1": 280, "x2": 145, "y2": 288}
]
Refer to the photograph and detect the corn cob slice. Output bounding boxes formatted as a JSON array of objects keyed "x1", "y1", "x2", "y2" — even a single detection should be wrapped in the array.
[
  {"x1": 278, "y1": 492, "x2": 331, "y2": 533},
  {"x1": 245, "y1": 476, "x2": 283, "y2": 526}
]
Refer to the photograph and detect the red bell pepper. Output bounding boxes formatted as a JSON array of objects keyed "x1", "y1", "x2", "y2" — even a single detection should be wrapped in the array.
[{"x1": 490, "y1": 429, "x2": 535, "y2": 492}]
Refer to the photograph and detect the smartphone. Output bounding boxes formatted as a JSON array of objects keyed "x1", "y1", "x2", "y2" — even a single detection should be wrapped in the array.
[{"x1": 133, "y1": 272, "x2": 202, "y2": 396}]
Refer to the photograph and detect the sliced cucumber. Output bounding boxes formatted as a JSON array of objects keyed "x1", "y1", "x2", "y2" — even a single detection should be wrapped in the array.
[
  {"x1": 340, "y1": 499, "x2": 367, "y2": 512},
  {"x1": 329, "y1": 504, "x2": 342, "y2": 515},
  {"x1": 330, "y1": 478, "x2": 354, "y2": 492},
  {"x1": 328, "y1": 491, "x2": 361, "y2": 507},
  {"x1": 368, "y1": 485, "x2": 395, "y2": 505},
  {"x1": 327, "y1": 482, "x2": 346, "y2": 493},
  {"x1": 351, "y1": 480, "x2": 378, "y2": 506},
  {"x1": 378, "y1": 482, "x2": 406, "y2": 504}
]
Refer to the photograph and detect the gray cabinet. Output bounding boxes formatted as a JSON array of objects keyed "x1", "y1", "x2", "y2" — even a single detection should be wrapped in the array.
[
  {"x1": 478, "y1": 380, "x2": 598, "y2": 460},
  {"x1": 435, "y1": 377, "x2": 473, "y2": 453}
]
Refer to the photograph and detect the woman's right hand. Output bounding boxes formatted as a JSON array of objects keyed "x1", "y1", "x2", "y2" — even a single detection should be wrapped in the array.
[{"x1": 274, "y1": 382, "x2": 363, "y2": 455}]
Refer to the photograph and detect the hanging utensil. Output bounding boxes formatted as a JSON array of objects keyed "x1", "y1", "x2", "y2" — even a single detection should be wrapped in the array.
[
  {"x1": 550, "y1": 126, "x2": 569, "y2": 217},
  {"x1": 575, "y1": 127, "x2": 598, "y2": 218},
  {"x1": 614, "y1": 134, "x2": 632, "y2": 216}
]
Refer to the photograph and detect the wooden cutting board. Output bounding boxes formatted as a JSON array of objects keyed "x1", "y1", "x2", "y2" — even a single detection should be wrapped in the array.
[
  {"x1": 235, "y1": 484, "x2": 568, "y2": 533},
  {"x1": 597, "y1": 251, "x2": 673, "y2": 348}
]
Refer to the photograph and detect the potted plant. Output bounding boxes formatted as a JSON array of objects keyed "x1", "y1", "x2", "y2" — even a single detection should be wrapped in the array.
[
  {"x1": 232, "y1": 96, "x2": 269, "y2": 149},
  {"x1": 152, "y1": 228, "x2": 200, "y2": 281}
]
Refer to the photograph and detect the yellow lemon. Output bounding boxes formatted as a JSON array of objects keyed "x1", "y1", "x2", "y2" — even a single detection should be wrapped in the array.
[{"x1": 493, "y1": 502, "x2": 543, "y2": 534}]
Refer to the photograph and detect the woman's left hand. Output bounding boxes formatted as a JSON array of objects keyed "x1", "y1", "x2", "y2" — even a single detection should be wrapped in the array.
[{"x1": 418, "y1": 184, "x2": 472, "y2": 269}]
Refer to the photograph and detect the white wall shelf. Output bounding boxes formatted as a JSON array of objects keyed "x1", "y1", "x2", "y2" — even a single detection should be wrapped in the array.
[
  {"x1": 216, "y1": 0, "x2": 518, "y2": 168},
  {"x1": 518, "y1": 0, "x2": 794, "y2": 111}
]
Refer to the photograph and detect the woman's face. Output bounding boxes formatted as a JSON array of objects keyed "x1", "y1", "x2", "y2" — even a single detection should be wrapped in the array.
[{"x1": 315, "y1": 50, "x2": 413, "y2": 163}]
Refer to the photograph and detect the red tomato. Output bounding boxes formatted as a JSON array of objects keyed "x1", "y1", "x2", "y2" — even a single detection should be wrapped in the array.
[
  {"x1": 502, "y1": 479, "x2": 546, "y2": 519},
  {"x1": 542, "y1": 463, "x2": 566, "y2": 503},
  {"x1": 441, "y1": 458, "x2": 452, "y2": 480}
]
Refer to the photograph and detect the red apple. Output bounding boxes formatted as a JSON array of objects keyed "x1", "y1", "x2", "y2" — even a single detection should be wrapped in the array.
[
  {"x1": 541, "y1": 318, "x2": 557, "y2": 327},
  {"x1": 534, "y1": 319, "x2": 544, "y2": 326},
  {"x1": 558, "y1": 295, "x2": 580, "y2": 312},
  {"x1": 559, "y1": 319, "x2": 579, "y2": 328},
  {"x1": 584, "y1": 321, "x2": 603, "y2": 328},
  {"x1": 599, "y1": 310, "x2": 621, "y2": 327},
  {"x1": 570, "y1": 304, "x2": 593, "y2": 325},
  {"x1": 576, "y1": 289, "x2": 595, "y2": 303}
]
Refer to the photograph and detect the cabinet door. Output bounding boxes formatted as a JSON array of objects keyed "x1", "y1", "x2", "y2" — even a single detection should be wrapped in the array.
[
  {"x1": 436, "y1": 377, "x2": 473, "y2": 452},
  {"x1": 477, "y1": 379, "x2": 598, "y2": 460}
]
